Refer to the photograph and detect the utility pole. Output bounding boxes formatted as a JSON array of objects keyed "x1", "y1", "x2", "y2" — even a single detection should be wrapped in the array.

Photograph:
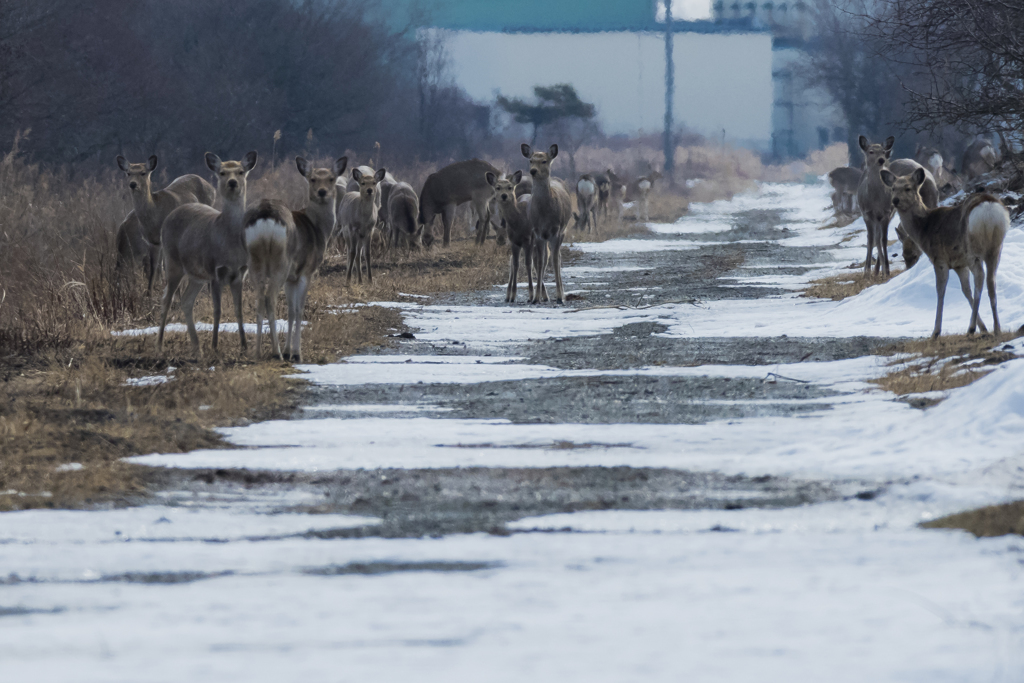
[{"x1": 663, "y1": 1, "x2": 675, "y2": 184}]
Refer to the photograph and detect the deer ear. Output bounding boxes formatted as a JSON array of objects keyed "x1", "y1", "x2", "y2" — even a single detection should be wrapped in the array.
[
  {"x1": 512, "y1": 170, "x2": 523, "y2": 185},
  {"x1": 521, "y1": 143, "x2": 532, "y2": 158},
  {"x1": 352, "y1": 168, "x2": 362, "y2": 181},
  {"x1": 205, "y1": 153, "x2": 222, "y2": 173},
  {"x1": 485, "y1": 172, "x2": 497, "y2": 187},
  {"x1": 548, "y1": 144, "x2": 558, "y2": 158},
  {"x1": 880, "y1": 169, "x2": 897, "y2": 187},
  {"x1": 858, "y1": 136, "x2": 868, "y2": 152},
  {"x1": 147, "y1": 155, "x2": 158, "y2": 172},
  {"x1": 116, "y1": 155, "x2": 129, "y2": 172},
  {"x1": 333, "y1": 156, "x2": 348, "y2": 177},
  {"x1": 374, "y1": 167, "x2": 387, "y2": 183},
  {"x1": 912, "y1": 167, "x2": 926, "y2": 186},
  {"x1": 884, "y1": 136, "x2": 895, "y2": 151},
  {"x1": 242, "y1": 151, "x2": 258, "y2": 172},
  {"x1": 295, "y1": 156, "x2": 310, "y2": 178}
]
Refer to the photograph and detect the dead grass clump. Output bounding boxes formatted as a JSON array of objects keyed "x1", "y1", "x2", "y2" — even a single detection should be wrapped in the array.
[
  {"x1": 922, "y1": 500, "x2": 1024, "y2": 537},
  {"x1": 871, "y1": 334, "x2": 1018, "y2": 398},
  {"x1": 803, "y1": 271, "x2": 901, "y2": 301}
]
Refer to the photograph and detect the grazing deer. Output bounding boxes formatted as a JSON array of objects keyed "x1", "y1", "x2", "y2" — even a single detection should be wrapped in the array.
[
  {"x1": 882, "y1": 167, "x2": 1009, "y2": 338},
  {"x1": 115, "y1": 155, "x2": 216, "y2": 248},
  {"x1": 574, "y1": 174, "x2": 598, "y2": 233},
  {"x1": 114, "y1": 211, "x2": 160, "y2": 295},
  {"x1": 827, "y1": 167, "x2": 862, "y2": 215},
  {"x1": 418, "y1": 159, "x2": 500, "y2": 246},
  {"x1": 243, "y1": 156, "x2": 347, "y2": 361},
  {"x1": 157, "y1": 152, "x2": 257, "y2": 356},
  {"x1": 388, "y1": 181, "x2": 425, "y2": 250},
  {"x1": 632, "y1": 171, "x2": 661, "y2": 222},
  {"x1": 338, "y1": 166, "x2": 387, "y2": 285},
  {"x1": 522, "y1": 143, "x2": 572, "y2": 304},
  {"x1": 961, "y1": 137, "x2": 1000, "y2": 181},
  {"x1": 487, "y1": 170, "x2": 535, "y2": 303},
  {"x1": 856, "y1": 136, "x2": 938, "y2": 277}
]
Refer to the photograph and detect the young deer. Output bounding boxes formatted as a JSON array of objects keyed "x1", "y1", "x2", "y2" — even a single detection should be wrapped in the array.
[
  {"x1": 243, "y1": 156, "x2": 347, "y2": 361},
  {"x1": 522, "y1": 143, "x2": 572, "y2": 304},
  {"x1": 882, "y1": 167, "x2": 1009, "y2": 338},
  {"x1": 827, "y1": 167, "x2": 862, "y2": 215},
  {"x1": 487, "y1": 170, "x2": 535, "y2": 303},
  {"x1": 114, "y1": 211, "x2": 160, "y2": 295},
  {"x1": 856, "y1": 136, "x2": 938, "y2": 277},
  {"x1": 338, "y1": 166, "x2": 387, "y2": 285},
  {"x1": 388, "y1": 181, "x2": 425, "y2": 250},
  {"x1": 157, "y1": 152, "x2": 257, "y2": 357},
  {"x1": 418, "y1": 159, "x2": 500, "y2": 246},
  {"x1": 574, "y1": 174, "x2": 598, "y2": 233},
  {"x1": 115, "y1": 155, "x2": 216, "y2": 247}
]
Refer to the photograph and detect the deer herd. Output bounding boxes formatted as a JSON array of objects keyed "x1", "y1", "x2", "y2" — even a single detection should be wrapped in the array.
[
  {"x1": 116, "y1": 143, "x2": 658, "y2": 361},
  {"x1": 828, "y1": 134, "x2": 1011, "y2": 340}
]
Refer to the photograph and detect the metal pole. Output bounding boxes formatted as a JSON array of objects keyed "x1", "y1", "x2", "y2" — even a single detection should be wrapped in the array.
[{"x1": 663, "y1": 1, "x2": 675, "y2": 183}]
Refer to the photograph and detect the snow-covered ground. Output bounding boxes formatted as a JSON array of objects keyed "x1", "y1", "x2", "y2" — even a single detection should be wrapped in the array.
[{"x1": 6, "y1": 181, "x2": 1024, "y2": 681}]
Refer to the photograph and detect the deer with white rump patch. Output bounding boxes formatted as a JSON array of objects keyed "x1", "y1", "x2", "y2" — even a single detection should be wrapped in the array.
[
  {"x1": 243, "y1": 156, "x2": 347, "y2": 361},
  {"x1": 633, "y1": 171, "x2": 661, "y2": 222},
  {"x1": 487, "y1": 170, "x2": 535, "y2": 303},
  {"x1": 573, "y1": 174, "x2": 598, "y2": 233},
  {"x1": 522, "y1": 143, "x2": 572, "y2": 304},
  {"x1": 157, "y1": 152, "x2": 257, "y2": 356},
  {"x1": 882, "y1": 167, "x2": 1009, "y2": 339},
  {"x1": 338, "y1": 166, "x2": 387, "y2": 285}
]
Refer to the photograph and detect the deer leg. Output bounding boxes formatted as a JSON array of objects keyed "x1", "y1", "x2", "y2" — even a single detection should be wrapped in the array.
[
  {"x1": 442, "y1": 204, "x2": 456, "y2": 247},
  {"x1": 864, "y1": 218, "x2": 875, "y2": 276},
  {"x1": 553, "y1": 236, "x2": 565, "y2": 304},
  {"x1": 537, "y1": 241, "x2": 550, "y2": 303},
  {"x1": 506, "y1": 249, "x2": 516, "y2": 303},
  {"x1": 986, "y1": 252, "x2": 1001, "y2": 335},
  {"x1": 957, "y1": 266, "x2": 985, "y2": 334},
  {"x1": 363, "y1": 235, "x2": 373, "y2": 284},
  {"x1": 178, "y1": 278, "x2": 205, "y2": 357},
  {"x1": 283, "y1": 280, "x2": 296, "y2": 360},
  {"x1": 966, "y1": 263, "x2": 985, "y2": 335},
  {"x1": 157, "y1": 265, "x2": 184, "y2": 355},
  {"x1": 474, "y1": 201, "x2": 487, "y2": 245},
  {"x1": 879, "y1": 218, "x2": 891, "y2": 277},
  {"x1": 210, "y1": 277, "x2": 224, "y2": 355},
  {"x1": 294, "y1": 275, "x2": 310, "y2": 363},
  {"x1": 931, "y1": 263, "x2": 949, "y2": 339},
  {"x1": 345, "y1": 233, "x2": 356, "y2": 285},
  {"x1": 231, "y1": 274, "x2": 247, "y2": 353},
  {"x1": 267, "y1": 274, "x2": 285, "y2": 360},
  {"x1": 253, "y1": 273, "x2": 265, "y2": 359}
]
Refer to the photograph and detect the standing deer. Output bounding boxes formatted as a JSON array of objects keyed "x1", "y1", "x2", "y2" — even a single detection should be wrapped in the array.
[
  {"x1": 487, "y1": 170, "x2": 535, "y2": 303},
  {"x1": 388, "y1": 181, "x2": 425, "y2": 250},
  {"x1": 914, "y1": 145, "x2": 961, "y2": 198},
  {"x1": 115, "y1": 155, "x2": 216, "y2": 248},
  {"x1": 882, "y1": 167, "x2": 1009, "y2": 338},
  {"x1": 827, "y1": 167, "x2": 862, "y2": 215},
  {"x1": 114, "y1": 211, "x2": 160, "y2": 295},
  {"x1": 156, "y1": 152, "x2": 257, "y2": 357},
  {"x1": 961, "y1": 137, "x2": 1000, "y2": 181},
  {"x1": 419, "y1": 159, "x2": 500, "y2": 246},
  {"x1": 522, "y1": 143, "x2": 571, "y2": 304},
  {"x1": 338, "y1": 166, "x2": 387, "y2": 285},
  {"x1": 574, "y1": 174, "x2": 598, "y2": 233},
  {"x1": 856, "y1": 136, "x2": 938, "y2": 277},
  {"x1": 243, "y1": 156, "x2": 347, "y2": 361},
  {"x1": 632, "y1": 171, "x2": 661, "y2": 222},
  {"x1": 592, "y1": 171, "x2": 612, "y2": 219}
]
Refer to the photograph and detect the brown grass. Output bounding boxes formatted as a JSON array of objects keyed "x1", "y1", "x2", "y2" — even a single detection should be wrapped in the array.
[
  {"x1": 922, "y1": 500, "x2": 1024, "y2": 537},
  {"x1": 803, "y1": 271, "x2": 902, "y2": 301},
  {"x1": 871, "y1": 334, "x2": 1018, "y2": 400}
]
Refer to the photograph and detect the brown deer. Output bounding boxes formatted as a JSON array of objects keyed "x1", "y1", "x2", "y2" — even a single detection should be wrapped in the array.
[
  {"x1": 856, "y1": 136, "x2": 939, "y2": 277},
  {"x1": 882, "y1": 167, "x2": 1009, "y2": 338},
  {"x1": 522, "y1": 143, "x2": 572, "y2": 304},
  {"x1": 114, "y1": 211, "x2": 160, "y2": 295},
  {"x1": 827, "y1": 167, "x2": 862, "y2": 215},
  {"x1": 338, "y1": 166, "x2": 387, "y2": 285},
  {"x1": 418, "y1": 159, "x2": 500, "y2": 246},
  {"x1": 914, "y1": 145, "x2": 961, "y2": 198},
  {"x1": 632, "y1": 171, "x2": 662, "y2": 222},
  {"x1": 115, "y1": 155, "x2": 216, "y2": 248},
  {"x1": 574, "y1": 174, "x2": 598, "y2": 233},
  {"x1": 243, "y1": 156, "x2": 347, "y2": 361},
  {"x1": 156, "y1": 152, "x2": 257, "y2": 357},
  {"x1": 961, "y1": 137, "x2": 1000, "y2": 181},
  {"x1": 387, "y1": 181, "x2": 425, "y2": 250},
  {"x1": 487, "y1": 170, "x2": 535, "y2": 303}
]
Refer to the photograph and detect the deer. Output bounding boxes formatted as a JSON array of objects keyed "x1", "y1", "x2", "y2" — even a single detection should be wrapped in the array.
[
  {"x1": 487, "y1": 170, "x2": 535, "y2": 303},
  {"x1": 914, "y1": 145, "x2": 961, "y2": 198},
  {"x1": 632, "y1": 171, "x2": 661, "y2": 222},
  {"x1": 522, "y1": 143, "x2": 572, "y2": 304},
  {"x1": 574, "y1": 174, "x2": 598, "y2": 233},
  {"x1": 961, "y1": 137, "x2": 1000, "y2": 182},
  {"x1": 157, "y1": 151, "x2": 257, "y2": 357},
  {"x1": 856, "y1": 136, "x2": 939, "y2": 277},
  {"x1": 388, "y1": 181, "x2": 425, "y2": 250},
  {"x1": 882, "y1": 166, "x2": 1009, "y2": 339},
  {"x1": 114, "y1": 211, "x2": 160, "y2": 295},
  {"x1": 591, "y1": 171, "x2": 612, "y2": 219},
  {"x1": 419, "y1": 159, "x2": 500, "y2": 246},
  {"x1": 115, "y1": 155, "x2": 216, "y2": 248},
  {"x1": 243, "y1": 156, "x2": 347, "y2": 361},
  {"x1": 338, "y1": 166, "x2": 387, "y2": 285},
  {"x1": 827, "y1": 167, "x2": 862, "y2": 215}
]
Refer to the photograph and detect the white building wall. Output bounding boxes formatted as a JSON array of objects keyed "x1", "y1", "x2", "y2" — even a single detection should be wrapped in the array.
[{"x1": 434, "y1": 30, "x2": 773, "y2": 149}]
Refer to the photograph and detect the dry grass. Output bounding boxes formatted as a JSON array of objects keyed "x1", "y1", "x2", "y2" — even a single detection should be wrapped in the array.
[
  {"x1": 803, "y1": 271, "x2": 902, "y2": 301},
  {"x1": 871, "y1": 334, "x2": 1018, "y2": 400},
  {"x1": 922, "y1": 500, "x2": 1024, "y2": 537}
]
